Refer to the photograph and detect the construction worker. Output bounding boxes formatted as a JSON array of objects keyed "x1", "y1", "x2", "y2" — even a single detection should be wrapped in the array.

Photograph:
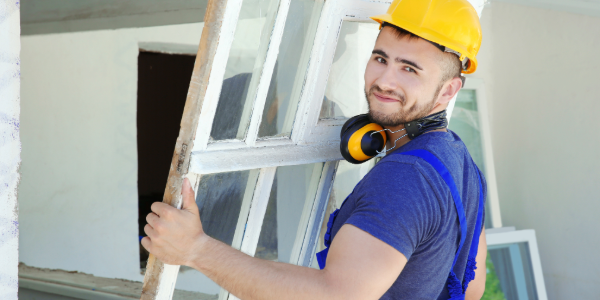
[{"x1": 142, "y1": 0, "x2": 487, "y2": 299}]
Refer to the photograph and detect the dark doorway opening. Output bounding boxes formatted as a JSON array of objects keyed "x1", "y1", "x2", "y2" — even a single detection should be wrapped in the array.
[{"x1": 137, "y1": 51, "x2": 195, "y2": 268}]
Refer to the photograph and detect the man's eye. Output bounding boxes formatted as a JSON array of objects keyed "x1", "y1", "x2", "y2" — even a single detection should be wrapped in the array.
[
  {"x1": 376, "y1": 57, "x2": 386, "y2": 64},
  {"x1": 404, "y1": 66, "x2": 416, "y2": 73}
]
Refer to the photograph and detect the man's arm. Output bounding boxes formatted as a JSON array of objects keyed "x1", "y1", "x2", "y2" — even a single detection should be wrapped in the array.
[
  {"x1": 142, "y1": 179, "x2": 407, "y2": 300},
  {"x1": 465, "y1": 229, "x2": 487, "y2": 300}
]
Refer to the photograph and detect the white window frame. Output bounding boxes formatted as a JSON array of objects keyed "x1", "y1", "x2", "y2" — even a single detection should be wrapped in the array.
[
  {"x1": 448, "y1": 77, "x2": 503, "y2": 229},
  {"x1": 486, "y1": 229, "x2": 549, "y2": 300},
  {"x1": 181, "y1": 1, "x2": 393, "y2": 299},
  {"x1": 291, "y1": 0, "x2": 392, "y2": 145},
  {"x1": 154, "y1": 0, "x2": 486, "y2": 299}
]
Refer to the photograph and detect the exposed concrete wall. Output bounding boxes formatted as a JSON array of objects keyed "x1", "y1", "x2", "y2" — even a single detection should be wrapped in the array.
[
  {"x1": 18, "y1": 23, "x2": 222, "y2": 293},
  {"x1": 0, "y1": 1, "x2": 21, "y2": 299},
  {"x1": 477, "y1": 2, "x2": 600, "y2": 298}
]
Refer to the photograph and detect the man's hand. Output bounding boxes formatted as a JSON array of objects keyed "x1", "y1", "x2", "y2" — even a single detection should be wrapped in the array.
[{"x1": 141, "y1": 178, "x2": 205, "y2": 266}]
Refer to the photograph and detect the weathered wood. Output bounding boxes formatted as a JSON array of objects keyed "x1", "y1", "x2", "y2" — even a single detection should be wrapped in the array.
[{"x1": 140, "y1": 0, "x2": 230, "y2": 298}]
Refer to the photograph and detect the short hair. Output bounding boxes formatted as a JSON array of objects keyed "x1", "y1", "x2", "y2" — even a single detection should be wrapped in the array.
[{"x1": 380, "y1": 22, "x2": 462, "y2": 84}]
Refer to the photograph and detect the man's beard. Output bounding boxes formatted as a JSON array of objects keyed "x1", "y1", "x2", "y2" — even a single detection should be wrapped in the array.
[{"x1": 365, "y1": 84, "x2": 441, "y2": 127}]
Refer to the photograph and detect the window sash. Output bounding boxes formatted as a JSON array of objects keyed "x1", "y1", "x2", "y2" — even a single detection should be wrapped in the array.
[
  {"x1": 221, "y1": 162, "x2": 336, "y2": 300},
  {"x1": 486, "y1": 229, "x2": 548, "y2": 300},
  {"x1": 189, "y1": 0, "x2": 393, "y2": 177}
]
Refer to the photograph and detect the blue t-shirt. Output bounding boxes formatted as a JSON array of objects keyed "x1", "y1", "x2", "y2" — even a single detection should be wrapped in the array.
[{"x1": 329, "y1": 130, "x2": 486, "y2": 299}]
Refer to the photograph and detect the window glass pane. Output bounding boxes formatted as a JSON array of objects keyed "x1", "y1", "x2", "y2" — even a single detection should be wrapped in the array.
[
  {"x1": 197, "y1": 170, "x2": 260, "y2": 246},
  {"x1": 486, "y1": 242, "x2": 539, "y2": 300},
  {"x1": 449, "y1": 90, "x2": 485, "y2": 173},
  {"x1": 447, "y1": 89, "x2": 493, "y2": 228},
  {"x1": 320, "y1": 22, "x2": 379, "y2": 119},
  {"x1": 177, "y1": 169, "x2": 260, "y2": 296},
  {"x1": 210, "y1": 0, "x2": 280, "y2": 141},
  {"x1": 311, "y1": 160, "x2": 376, "y2": 268},
  {"x1": 257, "y1": 0, "x2": 325, "y2": 138},
  {"x1": 255, "y1": 162, "x2": 325, "y2": 264}
]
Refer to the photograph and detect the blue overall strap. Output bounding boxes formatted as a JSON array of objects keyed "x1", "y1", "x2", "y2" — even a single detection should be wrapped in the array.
[
  {"x1": 316, "y1": 208, "x2": 340, "y2": 269},
  {"x1": 460, "y1": 166, "x2": 485, "y2": 294},
  {"x1": 397, "y1": 149, "x2": 467, "y2": 299},
  {"x1": 315, "y1": 150, "x2": 484, "y2": 300}
]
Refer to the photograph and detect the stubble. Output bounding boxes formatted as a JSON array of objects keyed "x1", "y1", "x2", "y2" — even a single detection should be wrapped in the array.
[{"x1": 365, "y1": 84, "x2": 441, "y2": 126}]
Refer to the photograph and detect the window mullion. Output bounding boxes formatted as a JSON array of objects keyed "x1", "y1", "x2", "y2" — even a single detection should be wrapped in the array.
[
  {"x1": 288, "y1": 161, "x2": 329, "y2": 264},
  {"x1": 215, "y1": 168, "x2": 262, "y2": 300},
  {"x1": 244, "y1": 0, "x2": 293, "y2": 146},
  {"x1": 192, "y1": 0, "x2": 244, "y2": 152},
  {"x1": 240, "y1": 167, "x2": 277, "y2": 256},
  {"x1": 290, "y1": 0, "x2": 343, "y2": 144},
  {"x1": 227, "y1": 167, "x2": 276, "y2": 300},
  {"x1": 296, "y1": 161, "x2": 338, "y2": 266},
  {"x1": 276, "y1": 0, "x2": 325, "y2": 138},
  {"x1": 230, "y1": 170, "x2": 263, "y2": 250},
  {"x1": 190, "y1": 142, "x2": 340, "y2": 175}
]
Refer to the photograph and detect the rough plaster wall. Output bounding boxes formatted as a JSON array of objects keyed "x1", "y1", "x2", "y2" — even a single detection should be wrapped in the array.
[
  {"x1": 18, "y1": 23, "x2": 211, "y2": 292},
  {"x1": 481, "y1": 2, "x2": 600, "y2": 298},
  {"x1": 0, "y1": 1, "x2": 21, "y2": 300}
]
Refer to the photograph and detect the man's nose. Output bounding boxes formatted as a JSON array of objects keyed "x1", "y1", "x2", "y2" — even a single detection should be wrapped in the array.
[{"x1": 375, "y1": 66, "x2": 399, "y2": 91}]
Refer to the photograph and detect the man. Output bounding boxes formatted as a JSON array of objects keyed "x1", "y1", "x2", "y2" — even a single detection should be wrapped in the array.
[{"x1": 142, "y1": 0, "x2": 487, "y2": 299}]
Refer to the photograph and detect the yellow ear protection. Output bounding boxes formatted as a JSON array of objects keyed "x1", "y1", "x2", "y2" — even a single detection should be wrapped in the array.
[
  {"x1": 340, "y1": 110, "x2": 448, "y2": 164},
  {"x1": 340, "y1": 114, "x2": 387, "y2": 164}
]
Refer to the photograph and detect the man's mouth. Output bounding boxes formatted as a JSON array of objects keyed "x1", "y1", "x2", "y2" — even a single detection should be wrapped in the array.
[{"x1": 373, "y1": 92, "x2": 400, "y2": 103}]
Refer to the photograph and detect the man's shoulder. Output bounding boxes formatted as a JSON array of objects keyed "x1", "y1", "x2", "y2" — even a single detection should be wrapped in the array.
[
  {"x1": 359, "y1": 132, "x2": 469, "y2": 196},
  {"x1": 354, "y1": 156, "x2": 437, "y2": 204},
  {"x1": 381, "y1": 131, "x2": 468, "y2": 173},
  {"x1": 364, "y1": 156, "x2": 423, "y2": 185}
]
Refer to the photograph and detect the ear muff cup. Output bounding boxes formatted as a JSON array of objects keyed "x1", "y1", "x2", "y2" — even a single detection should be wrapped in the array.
[{"x1": 340, "y1": 115, "x2": 387, "y2": 164}]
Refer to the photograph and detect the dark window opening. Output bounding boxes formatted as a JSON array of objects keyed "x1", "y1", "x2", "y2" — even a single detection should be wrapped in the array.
[{"x1": 137, "y1": 51, "x2": 195, "y2": 269}]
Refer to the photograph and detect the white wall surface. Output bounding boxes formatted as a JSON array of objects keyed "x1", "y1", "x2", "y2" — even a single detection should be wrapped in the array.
[
  {"x1": 477, "y1": 2, "x2": 600, "y2": 298},
  {"x1": 0, "y1": 1, "x2": 21, "y2": 299},
  {"x1": 18, "y1": 23, "x2": 227, "y2": 293}
]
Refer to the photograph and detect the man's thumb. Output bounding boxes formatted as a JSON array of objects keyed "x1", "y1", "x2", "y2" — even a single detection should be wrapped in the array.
[{"x1": 181, "y1": 178, "x2": 199, "y2": 214}]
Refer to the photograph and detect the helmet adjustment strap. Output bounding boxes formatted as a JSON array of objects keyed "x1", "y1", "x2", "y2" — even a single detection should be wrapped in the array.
[{"x1": 427, "y1": 40, "x2": 470, "y2": 71}]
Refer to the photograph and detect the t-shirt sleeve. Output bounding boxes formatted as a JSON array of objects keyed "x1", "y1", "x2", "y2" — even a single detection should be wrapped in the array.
[
  {"x1": 479, "y1": 166, "x2": 488, "y2": 231},
  {"x1": 345, "y1": 161, "x2": 440, "y2": 260}
]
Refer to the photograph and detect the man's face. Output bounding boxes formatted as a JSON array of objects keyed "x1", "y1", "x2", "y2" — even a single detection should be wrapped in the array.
[{"x1": 364, "y1": 27, "x2": 447, "y2": 127}]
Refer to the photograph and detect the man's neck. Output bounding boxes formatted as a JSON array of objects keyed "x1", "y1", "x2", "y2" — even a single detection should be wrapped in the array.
[
  {"x1": 383, "y1": 106, "x2": 449, "y2": 151},
  {"x1": 384, "y1": 125, "x2": 448, "y2": 151},
  {"x1": 384, "y1": 124, "x2": 411, "y2": 150}
]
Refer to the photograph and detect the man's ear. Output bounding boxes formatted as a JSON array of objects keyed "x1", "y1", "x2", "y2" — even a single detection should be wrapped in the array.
[{"x1": 437, "y1": 76, "x2": 463, "y2": 105}]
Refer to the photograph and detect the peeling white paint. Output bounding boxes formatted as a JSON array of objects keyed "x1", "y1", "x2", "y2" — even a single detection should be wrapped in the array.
[{"x1": 0, "y1": 1, "x2": 21, "y2": 299}]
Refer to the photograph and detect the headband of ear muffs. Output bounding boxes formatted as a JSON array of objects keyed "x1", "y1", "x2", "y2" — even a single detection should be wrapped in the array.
[
  {"x1": 340, "y1": 114, "x2": 387, "y2": 164},
  {"x1": 340, "y1": 110, "x2": 448, "y2": 164}
]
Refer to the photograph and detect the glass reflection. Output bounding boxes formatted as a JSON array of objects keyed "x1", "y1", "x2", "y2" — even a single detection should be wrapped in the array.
[
  {"x1": 320, "y1": 22, "x2": 379, "y2": 119},
  {"x1": 255, "y1": 163, "x2": 325, "y2": 263},
  {"x1": 177, "y1": 169, "x2": 259, "y2": 296},
  {"x1": 257, "y1": 0, "x2": 325, "y2": 138},
  {"x1": 197, "y1": 170, "x2": 259, "y2": 245},
  {"x1": 485, "y1": 242, "x2": 539, "y2": 300},
  {"x1": 448, "y1": 89, "x2": 493, "y2": 228},
  {"x1": 210, "y1": 0, "x2": 280, "y2": 141}
]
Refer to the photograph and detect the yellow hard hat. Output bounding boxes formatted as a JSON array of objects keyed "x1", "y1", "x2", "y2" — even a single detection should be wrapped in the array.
[{"x1": 371, "y1": 0, "x2": 482, "y2": 74}]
